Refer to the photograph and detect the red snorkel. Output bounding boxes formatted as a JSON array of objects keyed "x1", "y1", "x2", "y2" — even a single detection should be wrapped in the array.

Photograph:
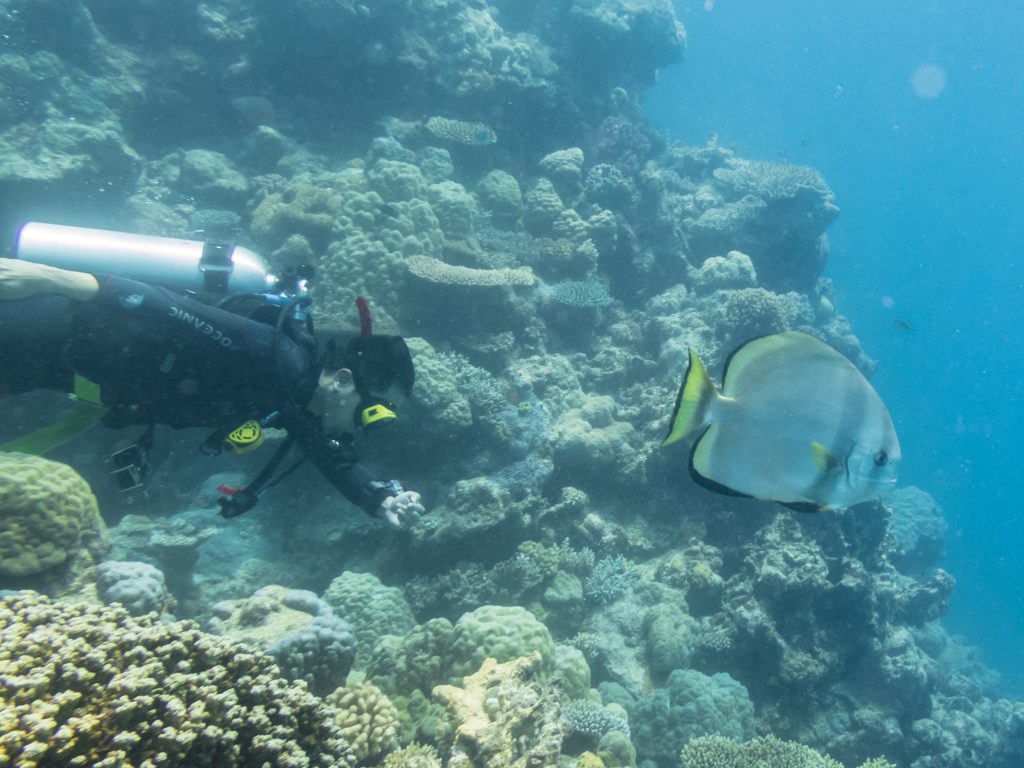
[{"x1": 355, "y1": 295, "x2": 373, "y2": 337}]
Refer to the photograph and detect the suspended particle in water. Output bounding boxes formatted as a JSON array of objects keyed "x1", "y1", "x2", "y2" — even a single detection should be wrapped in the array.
[{"x1": 910, "y1": 64, "x2": 947, "y2": 99}]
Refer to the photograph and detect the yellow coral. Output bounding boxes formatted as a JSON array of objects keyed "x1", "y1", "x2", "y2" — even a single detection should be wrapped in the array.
[
  {"x1": 0, "y1": 453, "x2": 107, "y2": 577},
  {"x1": 326, "y1": 681, "x2": 400, "y2": 763}
]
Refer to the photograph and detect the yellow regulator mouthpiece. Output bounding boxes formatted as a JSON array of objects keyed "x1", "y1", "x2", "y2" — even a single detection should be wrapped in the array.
[{"x1": 226, "y1": 420, "x2": 265, "y2": 453}]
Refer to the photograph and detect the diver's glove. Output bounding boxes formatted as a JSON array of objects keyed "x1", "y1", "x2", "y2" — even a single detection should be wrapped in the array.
[{"x1": 379, "y1": 489, "x2": 424, "y2": 529}]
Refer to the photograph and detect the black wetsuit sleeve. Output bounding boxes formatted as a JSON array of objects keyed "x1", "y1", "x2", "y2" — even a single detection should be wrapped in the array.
[{"x1": 281, "y1": 407, "x2": 397, "y2": 516}]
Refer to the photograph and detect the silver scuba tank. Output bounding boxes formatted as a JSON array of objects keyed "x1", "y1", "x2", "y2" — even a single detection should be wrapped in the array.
[{"x1": 14, "y1": 222, "x2": 275, "y2": 295}]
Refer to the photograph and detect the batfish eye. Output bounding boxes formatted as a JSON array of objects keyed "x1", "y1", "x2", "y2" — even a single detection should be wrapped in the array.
[{"x1": 873, "y1": 450, "x2": 888, "y2": 467}]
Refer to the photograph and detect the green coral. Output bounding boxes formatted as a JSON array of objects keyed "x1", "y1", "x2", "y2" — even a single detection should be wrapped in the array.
[
  {"x1": 681, "y1": 735, "x2": 896, "y2": 768},
  {"x1": 0, "y1": 453, "x2": 108, "y2": 578},
  {"x1": 0, "y1": 591, "x2": 357, "y2": 767},
  {"x1": 322, "y1": 571, "x2": 417, "y2": 669},
  {"x1": 446, "y1": 605, "x2": 557, "y2": 679},
  {"x1": 406, "y1": 337, "x2": 474, "y2": 432},
  {"x1": 367, "y1": 618, "x2": 455, "y2": 699}
]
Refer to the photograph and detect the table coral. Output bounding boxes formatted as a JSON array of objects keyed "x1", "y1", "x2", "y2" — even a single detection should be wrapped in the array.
[
  {"x1": 0, "y1": 591, "x2": 357, "y2": 767},
  {"x1": 0, "y1": 453, "x2": 108, "y2": 578}
]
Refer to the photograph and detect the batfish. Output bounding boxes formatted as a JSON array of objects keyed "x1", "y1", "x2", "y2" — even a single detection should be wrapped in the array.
[{"x1": 662, "y1": 331, "x2": 900, "y2": 512}]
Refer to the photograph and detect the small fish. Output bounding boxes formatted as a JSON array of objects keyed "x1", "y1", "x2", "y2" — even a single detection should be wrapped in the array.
[
  {"x1": 893, "y1": 317, "x2": 916, "y2": 333},
  {"x1": 662, "y1": 331, "x2": 900, "y2": 512}
]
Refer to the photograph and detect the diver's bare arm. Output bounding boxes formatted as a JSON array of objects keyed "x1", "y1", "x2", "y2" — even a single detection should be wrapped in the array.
[{"x1": 0, "y1": 258, "x2": 99, "y2": 301}]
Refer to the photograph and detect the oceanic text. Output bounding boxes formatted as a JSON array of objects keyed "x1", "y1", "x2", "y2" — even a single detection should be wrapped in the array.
[{"x1": 168, "y1": 306, "x2": 233, "y2": 347}]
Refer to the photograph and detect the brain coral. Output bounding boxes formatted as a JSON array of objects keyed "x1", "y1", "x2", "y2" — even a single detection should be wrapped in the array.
[
  {"x1": 0, "y1": 591, "x2": 357, "y2": 767},
  {"x1": 0, "y1": 453, "x2": 107, "y2": 577}
]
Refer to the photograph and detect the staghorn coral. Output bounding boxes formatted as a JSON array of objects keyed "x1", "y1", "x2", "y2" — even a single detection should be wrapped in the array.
[
  {"x1": 562, "y1": 699, "x2": 631, "y2": 740},
  {"x1": 584, "y1": 555, "x2": 639, "y2": 604},
  {"x1": 325, "y1": 681, "x2": 400, "y2": 764},
  {"x1": 680, "y1": 734, "x2": 896, "y2": 768},
  {"x1": 434, "y1": 653, "x2": 565, "y2": 768},
  {"x1": 0, "y1": 452, "x2": 108, "y2": 578},
  {"x1": 0, "y1": 591, "x2": 357, "y2": 767},
  {"x1": 407, "y1": 254, "x2": 535, "y2": 286}
]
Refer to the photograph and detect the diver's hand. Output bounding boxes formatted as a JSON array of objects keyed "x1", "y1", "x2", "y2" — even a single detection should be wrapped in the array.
[
  {"x1": 379, "y1": 490, "x2": 424, "y2": 529},
  {"x1": 0, "y1": 258, "x2": 99, "y2": 301}
]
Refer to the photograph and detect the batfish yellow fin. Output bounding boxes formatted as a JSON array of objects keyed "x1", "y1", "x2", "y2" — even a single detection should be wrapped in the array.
[
  {"x1": 662, "y1": 347, "x2": 719, "y2": 447},
  {"x1": 810, "y1": 441, "x2": 839, "y2": 474}
]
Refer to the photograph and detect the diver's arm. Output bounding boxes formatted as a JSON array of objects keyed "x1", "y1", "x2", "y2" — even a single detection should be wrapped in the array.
[
  {"x1": 0, "y1": 259, "x2": 99, "y2": 301},
  {"x1": 282, "y1": 407, "x2": 419, "y2": 524}
]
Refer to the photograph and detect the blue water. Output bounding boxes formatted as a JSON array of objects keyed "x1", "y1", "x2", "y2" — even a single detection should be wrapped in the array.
[{"x1": 646, "y1": 0, "x2": 1024, "y2": 695}]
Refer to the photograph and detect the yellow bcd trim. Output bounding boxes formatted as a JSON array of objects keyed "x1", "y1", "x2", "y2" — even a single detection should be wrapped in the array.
[{"x1": 226, "y1": 420, "x2": 264, "y2": 453}]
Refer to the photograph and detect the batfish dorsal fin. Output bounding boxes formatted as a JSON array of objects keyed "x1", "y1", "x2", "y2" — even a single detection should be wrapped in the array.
[{"x1": 662, "y1": 347, "x2": 719, "y2": 447}]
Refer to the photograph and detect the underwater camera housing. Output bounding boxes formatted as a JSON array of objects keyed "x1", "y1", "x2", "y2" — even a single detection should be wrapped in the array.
[{"x1": 14, "y1": 222, "x2": 313, "y2": 299}]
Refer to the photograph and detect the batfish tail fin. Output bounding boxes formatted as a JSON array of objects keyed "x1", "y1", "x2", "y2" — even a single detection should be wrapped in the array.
[{"x1": 662, "y1": 347, "x2": 720, "y2": 446}]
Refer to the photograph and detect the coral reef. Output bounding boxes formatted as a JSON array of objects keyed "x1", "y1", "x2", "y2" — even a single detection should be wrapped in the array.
[
  {"x1": 434, "y1": 653, "x2": 565, "y2": 768},
  {"x1": 0, "y1": 453, "x2": 108, "y2": 579},
  {"x1": 681, "y1": 734, "x2": 895, "y2": 768},
  {"x1": 0, "y1": 591, "x2": 357, "y2": 767},
  {"x1": 3, "y1": 2, "x2": 1020, "y2": 767},
  {"x1": 95, "y1": 560, "x2": 170, "y2": 616},
  {"x1": 210, "y1": 585, "x2": 356, "y2": 696},
  {"x1": 322, "y1": 570, "x2": 418, "y2": 668}
]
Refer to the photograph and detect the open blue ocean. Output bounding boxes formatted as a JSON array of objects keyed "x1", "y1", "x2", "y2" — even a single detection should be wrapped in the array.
[{"x1": 647, "y1": 0, "x2": 1024, "y2": 694}]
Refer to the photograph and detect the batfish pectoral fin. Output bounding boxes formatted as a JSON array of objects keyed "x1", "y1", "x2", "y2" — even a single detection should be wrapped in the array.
[
  {"x1": 810, "y1": 441, "x2": 840, "y2": 474},
  {"x1": 662, "y1": 347, "x2": 719, "y2": 447}
]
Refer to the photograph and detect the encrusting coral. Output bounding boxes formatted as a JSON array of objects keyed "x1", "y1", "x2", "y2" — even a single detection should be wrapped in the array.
[
  {"x1": 433, "y1": 653, "x2": 565, "y2": 768},
  {"x1": 0, "y1": 591, "x2": 357, "y2": 767}
]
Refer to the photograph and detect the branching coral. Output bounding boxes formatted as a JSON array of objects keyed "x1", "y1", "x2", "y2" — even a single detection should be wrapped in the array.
[
  {"x1": 325, "y1": 681, "x2": 400, "y2": 764},
  {"x1": 680, "y1": 734, "x2": 896, "y2": 768},
  {"x1": 0, "y1": 591, "x2": 357, "y2": 767}
]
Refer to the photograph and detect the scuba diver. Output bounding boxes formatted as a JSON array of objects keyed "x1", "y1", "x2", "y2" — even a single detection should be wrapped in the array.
[{"x1": 0, "y1": 223, "x2": 423, "y2": 529}]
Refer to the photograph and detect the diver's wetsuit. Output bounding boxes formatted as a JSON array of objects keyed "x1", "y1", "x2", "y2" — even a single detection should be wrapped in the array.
[{"x1": 0, "y1": 275, "x2": 397, "y2": 516}]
